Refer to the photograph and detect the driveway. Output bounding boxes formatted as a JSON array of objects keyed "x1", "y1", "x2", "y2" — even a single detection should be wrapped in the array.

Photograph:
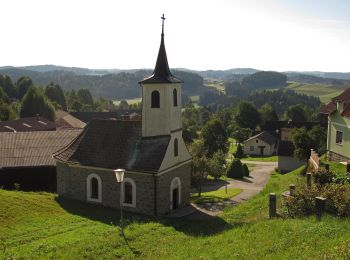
[{"x1": 186, "y1": 163, "x2": 275, "y2": 219}]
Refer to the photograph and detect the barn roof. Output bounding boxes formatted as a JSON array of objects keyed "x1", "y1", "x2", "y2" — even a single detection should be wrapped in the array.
[
  {"x1": 0, "y1": 130, "x2": 82, "y2": 168},
  {"x1": 54, "y1": 119, "x2": 170, "y2": 172},
  {"x1": 0, "y1": 116, "x2": 56, "y2": 132}
]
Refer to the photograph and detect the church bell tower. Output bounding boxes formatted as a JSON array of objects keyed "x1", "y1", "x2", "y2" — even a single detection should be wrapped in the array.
[{"x1": 139, "y1": 14, "x2": 183, "y2": 137}]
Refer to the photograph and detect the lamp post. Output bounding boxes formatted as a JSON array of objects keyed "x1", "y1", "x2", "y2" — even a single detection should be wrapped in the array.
[{"x1": 114, "y1": 169, "x2": 125, "y2": 234}]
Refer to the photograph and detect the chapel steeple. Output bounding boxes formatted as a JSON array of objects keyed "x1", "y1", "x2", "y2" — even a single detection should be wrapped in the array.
[
  {"x1": 140, "y1": 14, "x2": 182, "y2": 84},
  {"x1": 139, "y1": 15, "x2": 183, "y2": 138}
]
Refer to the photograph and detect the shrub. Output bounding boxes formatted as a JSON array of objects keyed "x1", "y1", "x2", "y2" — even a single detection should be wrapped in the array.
[
  {"x1": 227, "y1": 159, "x2": 244, "y2": 179},
  {"x1": 235, "y1": 143, "x2": 244, "y2": 159},
  {"x1": 283, "y1": 184, "x2": 319, "y2": 217},
  {"x1": 323, "y1": 183, "x2": 350, "y2": 217},
  {"x1": 313, "y1": 168, "x2": 334, "y2": 185},
  {"x1": 242, "y1": 164, "x2": 249, "y2": 177},
  {"x1": 333, "y1": 172, "x2": 350, "y2": 184}
]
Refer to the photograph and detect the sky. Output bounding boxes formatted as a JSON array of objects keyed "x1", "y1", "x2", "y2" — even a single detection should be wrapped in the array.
[{"x1": 1, "y1": 0, "x2": 350, "y2": 72}]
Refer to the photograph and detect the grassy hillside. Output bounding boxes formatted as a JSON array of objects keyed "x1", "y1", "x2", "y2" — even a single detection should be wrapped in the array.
[
  {"x1": 287, "y1": 82, "x2": 346, "y2": 103},
  {"x1": 1, "y1": 169, "x2": 350, "y2": 258}
]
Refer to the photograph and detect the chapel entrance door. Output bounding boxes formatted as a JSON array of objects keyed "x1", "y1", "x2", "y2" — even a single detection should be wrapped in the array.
[{"x1": 172, "y1": 188, "x2": 178, "y2": 209}]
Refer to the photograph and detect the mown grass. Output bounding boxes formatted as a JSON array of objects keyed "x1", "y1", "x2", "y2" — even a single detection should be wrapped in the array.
[
  {"x1": 243, "y1": 155, "x2": 278, "y2": 162},
  {"x1": 190, "y1": 188, "x2": 242, "y2": 204},
  {"x1": 1, "y1": 168, "x2": 350, "y2": 259},
  {"x1": 287, "y1": 82, "x2": 345, "y2": 104}
]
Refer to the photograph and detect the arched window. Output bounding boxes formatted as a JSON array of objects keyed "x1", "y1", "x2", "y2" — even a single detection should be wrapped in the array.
[
  {"x1": 87, "y1": 173, "x2": 102, "y2": 203},
  {"x1": 122, "y1": 178, "x2": 136, "y2": 207},
  {"x1": 170, "y1": 177, "x2": 181, "y2": 210},
  {"x1": 91, "y1": 178, "x2": 98, "y2": 199},
  {"x1": 174, "y1": 138, "x2": 178, "y2": 157},
  {"x1": 173, "y1": 88, "x2": 178, "y2": 107},
  {"x1": 151, "y1": 90, "x2": 160, "y2": 108}
]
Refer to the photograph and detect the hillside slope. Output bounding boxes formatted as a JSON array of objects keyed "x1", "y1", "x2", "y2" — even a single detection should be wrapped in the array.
[{"x1": 1, "y1": 168, "x2": 350, "y2": 259}]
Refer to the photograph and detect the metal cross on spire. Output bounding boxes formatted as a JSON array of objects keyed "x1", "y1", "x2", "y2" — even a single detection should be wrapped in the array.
[{"x1": 161, "y1": 14, "x2": 166, "y2": 35}]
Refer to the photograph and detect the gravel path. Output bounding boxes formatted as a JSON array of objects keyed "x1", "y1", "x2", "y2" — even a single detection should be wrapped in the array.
[{"x1": 184, "y1": 163, "x2": 275, "y2": 219}]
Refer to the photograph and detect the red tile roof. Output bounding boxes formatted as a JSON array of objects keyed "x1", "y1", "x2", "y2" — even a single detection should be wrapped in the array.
[
  {"x1": 319, "y1": 102, "x2": 337, "y2": 115},
  {"x1": 341, "y1": 103, "x2": 350, "y2": 118},
  {"x1": 332, "y1": 87, "x2": 350, "y2": 102}
]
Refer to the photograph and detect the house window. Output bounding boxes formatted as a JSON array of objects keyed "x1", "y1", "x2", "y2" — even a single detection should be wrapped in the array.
[
  {"x1": 174, "y1": 138, "x2": 178, "y2": 157},
  {"x1": 336, "y1": 131, "x2": 343, "y2": 145},
  {"x1": 87, "y1": 173, "x2": 102, "y2": 203},
  {"x1": 256, "y1": 140, "x2": 259, "y2": 143},
  {"x1": 122, "y1": 178, "x2": 136, "y2": 207},
  {"x1": 250, "y1": 146, "x2": 254, "y2": 151},
  {"x1": 173, "y1": 88, "x2": 178, "y2": 107},
  {"x1": 151, "y1": 90, "x2": 160, "y2": 108}
]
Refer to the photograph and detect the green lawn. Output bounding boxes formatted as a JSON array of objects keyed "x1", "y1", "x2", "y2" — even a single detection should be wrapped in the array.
[
  {"x1": 190, "y1": 188, "x2": 242, "y2": 204},
  {"x1": 287, "y1": 81, "x2": 345, "y2": 104},
  {"x1": 243, "y1": 155, "x2": 278, "y2": 162},
  {"x1": 2, "y1": 168, "x2": 350, "y2": 258}
]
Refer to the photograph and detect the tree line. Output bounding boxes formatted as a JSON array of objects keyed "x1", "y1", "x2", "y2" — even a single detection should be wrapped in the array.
[{"x1": 0, "y1": 74, "x2": 137, "y2": 122}]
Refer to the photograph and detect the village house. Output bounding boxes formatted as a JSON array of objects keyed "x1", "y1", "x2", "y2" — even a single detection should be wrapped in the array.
[
  {"x1": 53, "y1": 17, "x2": 192, "y2": 216},
  {"x1": 321, "y1": 87, "x2": 350, "y2": 162},
  {"x1": 243, "y1": 131, "x2": 277, "y2": 156}
]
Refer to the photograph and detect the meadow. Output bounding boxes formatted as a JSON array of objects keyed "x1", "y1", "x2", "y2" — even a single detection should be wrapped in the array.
[
  {"x1": 286, "y1": 82, "x2": 346, "y2": 103},
  {"x1": 1, "y1": 167, "x2": 350, "y2": 259}
]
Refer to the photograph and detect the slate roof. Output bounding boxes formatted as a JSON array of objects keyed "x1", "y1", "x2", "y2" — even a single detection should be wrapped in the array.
[
  {"x1": 277, "y1": 141, "x2": 295, "y2": 156},
  {"x1": 332, "y1": 87, "x2": 350, "y2": 102},
  {"x1": 0, "y1": 117, "x2": 56, "y2": 132},
  {"x1": 0, "y1": 130, "x2": 82, "y2": 168},
  {"x1": 319, "y1": 102, "x2": 337, "y2": 115},
  {"x1": 54, "y1": 119, "x2": 170, "y2": 172},
  {"x1": 244, "y1": 131, "x2": 277, "y2": 145},
  {"x1": 70, "y1": 110, "x2": 141, "y2": 124},
  {"x1": 139, "y1": 21, "x2": 182, "y2": 84}
]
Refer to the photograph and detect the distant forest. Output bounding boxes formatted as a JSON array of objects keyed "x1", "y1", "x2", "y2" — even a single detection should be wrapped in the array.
[{"x1": 0, "y1": 68, "x2": 205, "y2": 99}]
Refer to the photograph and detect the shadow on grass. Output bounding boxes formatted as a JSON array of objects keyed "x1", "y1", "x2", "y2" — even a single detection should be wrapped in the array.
[{"x1": 55, "y1": 197, "x2": 233, "y2": 237}]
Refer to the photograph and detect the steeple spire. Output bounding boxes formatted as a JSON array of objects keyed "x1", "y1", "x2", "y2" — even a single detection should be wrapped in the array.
[{"x1": 140, "y1": 14, "x2": 182, "y2": 84}]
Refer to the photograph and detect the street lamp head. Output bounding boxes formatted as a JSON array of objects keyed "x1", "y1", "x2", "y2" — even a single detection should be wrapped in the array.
[{"x1": 114, "y1": 169, "x2": 125, "y2": 183}]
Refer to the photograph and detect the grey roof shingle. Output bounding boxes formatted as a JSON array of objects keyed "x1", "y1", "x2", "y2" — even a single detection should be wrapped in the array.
[
  {"x1": 244, "y1": 131, "x2": 277, "y2": 145},
  {"x1": 0, "y1": 130, "x2": 82, "y2": 168},
  {"x1": 54, "y1": 119, "x2": 170, "y2": 172}
]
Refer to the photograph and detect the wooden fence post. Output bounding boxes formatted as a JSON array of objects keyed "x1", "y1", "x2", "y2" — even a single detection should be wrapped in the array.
[
  {"x1": 324, "y1": 164, "x2": 329, "y2": 171},
  {"x1": 269, "y1": 193, "x2": 276, "y2": 219},
  {"x1": 289, "y1": 184, "x2": 295, "y2": 196},
  {"x1": 306, "y1": 173, "x2": 312, "y2": 189},
  {"x1": 315, "y1": 196, "x2": 326, "y2": 219}
]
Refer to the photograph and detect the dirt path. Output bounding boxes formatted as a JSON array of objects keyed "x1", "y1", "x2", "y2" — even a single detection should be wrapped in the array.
[{"x1": 185, "y1": 164, "x2": 275, "y2": 219}]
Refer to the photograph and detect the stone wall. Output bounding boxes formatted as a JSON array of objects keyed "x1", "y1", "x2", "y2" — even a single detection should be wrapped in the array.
[
  {"x1": 156, "y1": 162, "x2": 191, "y2": 215},
  {"x1": 278, "y1": 156, "x2": 305, "y2": 173},
  {"x1": 328, "y1": 151, "x2": 350, "y2": 163},
  {"x1": 56, "y1": 161, "x2": 191, "y2": 216}
]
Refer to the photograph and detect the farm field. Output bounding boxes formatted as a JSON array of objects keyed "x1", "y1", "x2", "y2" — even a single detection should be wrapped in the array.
[
  {"x1": 113, "y1": 97, "x2": 142, "y2": 106},
  {"x1": 286, "y1": 82, "x2": 346, "y2": 103},
  {"x1": 1, "y1": 167, "x2": 350, "y2": 259}
]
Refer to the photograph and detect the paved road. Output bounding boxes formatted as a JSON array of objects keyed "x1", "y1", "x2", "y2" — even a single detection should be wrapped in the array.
[{"x1": 185, "y1": 163, "x2": 275, "y2": 219}]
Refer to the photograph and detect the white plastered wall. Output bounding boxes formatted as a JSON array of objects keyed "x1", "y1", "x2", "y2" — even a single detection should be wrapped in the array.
[{"x1": 159, "y1": 131, "x2": 191, "y2": 171}]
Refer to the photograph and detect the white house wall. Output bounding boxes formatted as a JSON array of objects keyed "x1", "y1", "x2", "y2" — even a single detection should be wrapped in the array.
[
  {"x1": 243, "y1": 139, "x2": 274, "y2": 156},
  {"x1": 159, "y1": 131, "x2": 191, "y2": 171}
]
